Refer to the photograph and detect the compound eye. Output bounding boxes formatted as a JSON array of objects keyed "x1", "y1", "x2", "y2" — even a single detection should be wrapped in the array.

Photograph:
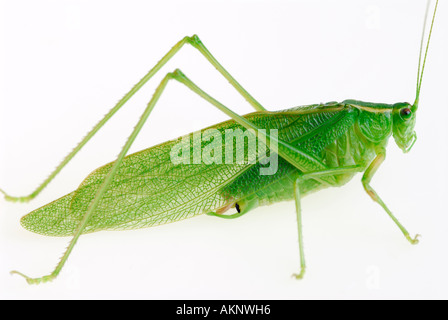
[{"x1": 400, "y1": 107, "x2": 412, "y2": 120}]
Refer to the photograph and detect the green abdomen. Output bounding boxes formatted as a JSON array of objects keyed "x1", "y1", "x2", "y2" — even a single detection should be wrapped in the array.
[{"x1": 220, "y1": 157, "x2": 321, "y2": 209}]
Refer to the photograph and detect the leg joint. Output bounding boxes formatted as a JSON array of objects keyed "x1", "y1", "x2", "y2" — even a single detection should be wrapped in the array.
[
  {"x1": 171, "y1": 68, "x2": 186, "y2": 80},
  {"x1": 186, "y1": 34, "x2": 202, "y2": 48}
]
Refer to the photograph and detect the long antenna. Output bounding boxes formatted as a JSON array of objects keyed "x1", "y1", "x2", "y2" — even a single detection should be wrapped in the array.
[{"x1": 415, "y1": 0, "x2": 439, "y2": 106}]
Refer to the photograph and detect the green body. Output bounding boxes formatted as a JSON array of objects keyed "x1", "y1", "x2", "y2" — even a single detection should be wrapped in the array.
[
  {"x1": 5, "y1": 0, "x2": 438, "y2": 283},
  {"x1": 21, "y1": 99, "x2": 403, "y2": 236}
]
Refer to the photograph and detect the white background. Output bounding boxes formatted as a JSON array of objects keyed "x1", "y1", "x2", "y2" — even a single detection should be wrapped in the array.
[{"x1": 0, "y1": 0, "x2": 447, "y2": 299}]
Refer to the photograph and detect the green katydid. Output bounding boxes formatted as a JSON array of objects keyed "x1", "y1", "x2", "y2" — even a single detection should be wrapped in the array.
[{"x1": 0, "y1": 0, "x2": 439, "y2": 285}]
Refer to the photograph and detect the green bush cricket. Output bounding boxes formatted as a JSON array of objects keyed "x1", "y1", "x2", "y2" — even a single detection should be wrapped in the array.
[{"x1": 0, "y1": 0, "x2": 440, "y2": 285}]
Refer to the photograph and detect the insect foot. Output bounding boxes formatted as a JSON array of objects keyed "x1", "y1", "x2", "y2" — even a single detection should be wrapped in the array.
[
  {"x1": 406, "y1": 234, "x2": 421, "y2": 245},
  {"x1": 0, "y1": 188, "x2": 15, "y2": 202},
  {"x1": 292, "y1": 268, "x2": 306, "y2": 280},
  {"x1": 10, "y1": 270, "x2": 56, "y2": 285},
  {"x1": 0, "y1": 188, "x2": 32, "y2": 203}
]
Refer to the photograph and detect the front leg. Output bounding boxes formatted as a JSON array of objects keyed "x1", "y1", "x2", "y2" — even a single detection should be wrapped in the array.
[{"x1": 362, "y1": 150, "x2": 420, "y2": 245}]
